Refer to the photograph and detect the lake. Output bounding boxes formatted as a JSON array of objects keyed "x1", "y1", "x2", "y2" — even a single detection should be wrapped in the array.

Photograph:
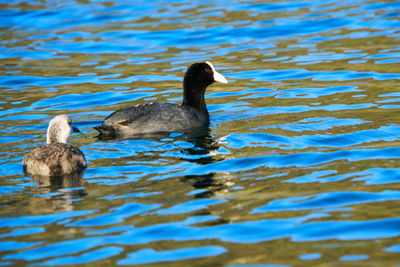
[{"x1": 1, "y1": 0, "x2": 400, "y2": 266}]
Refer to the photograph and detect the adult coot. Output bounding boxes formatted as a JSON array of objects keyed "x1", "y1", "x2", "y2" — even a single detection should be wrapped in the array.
[
  {"x1": 94, "y1": 61, "x2": 228, "y2": 137},
  {"x1": 23, "y1": 115, "x2": 87, "y2": 176}
]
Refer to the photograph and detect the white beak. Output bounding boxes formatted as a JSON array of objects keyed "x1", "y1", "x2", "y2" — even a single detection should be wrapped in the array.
[{"x1": 205, "y1": 61, "x2": 228, "y2": 84}]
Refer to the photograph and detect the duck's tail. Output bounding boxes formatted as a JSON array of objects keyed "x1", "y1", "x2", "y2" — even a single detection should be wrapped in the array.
[{"x1": 94, "y1": 125, "x2": 115, "y2": 137}]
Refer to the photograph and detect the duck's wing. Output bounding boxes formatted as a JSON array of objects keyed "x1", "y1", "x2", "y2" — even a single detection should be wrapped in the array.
[
  {"x1": 95, "y1": 103, "x2": 203, "y2": 136},
  {"x1": 23, "y1": 143, "x2": 86, "y2": 176}
]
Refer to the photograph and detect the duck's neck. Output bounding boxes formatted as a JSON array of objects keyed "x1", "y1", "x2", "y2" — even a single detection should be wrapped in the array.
[
  {"x1": 182, "y1": 79, "x2": 209, "y2": 122},
  {"x1": 46, "y1": 126, "x2": 68, "y2": 144}
]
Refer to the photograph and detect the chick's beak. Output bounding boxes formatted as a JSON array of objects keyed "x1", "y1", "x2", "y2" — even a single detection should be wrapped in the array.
[{"x1": 72, "y1": 125, "x2": 87, "y2": 139}]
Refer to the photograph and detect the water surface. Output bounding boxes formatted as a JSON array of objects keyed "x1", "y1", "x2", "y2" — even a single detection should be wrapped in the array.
[{"x1": 1, "y1": 0, "x2": 400, "y2": 266}]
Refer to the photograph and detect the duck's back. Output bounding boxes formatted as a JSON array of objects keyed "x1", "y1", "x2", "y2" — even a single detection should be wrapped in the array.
[
  {"x1": 23, "y1": 143, "x2": 86, "y2": 176},
  {"x1": 96, "y1": 103, "x2": 207, "y2": 137}
]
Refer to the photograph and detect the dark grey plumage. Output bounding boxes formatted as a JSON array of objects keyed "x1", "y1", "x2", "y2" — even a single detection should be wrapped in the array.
[
  {"x1": 96, "y1": 102, "x2": 205, "y2": 137},
  {"x1": 94, "y1": 61, "x2": 228, "y2": 137},
  {"x1": 23, "y1": 115, "x2": 87, "y2": 177}
]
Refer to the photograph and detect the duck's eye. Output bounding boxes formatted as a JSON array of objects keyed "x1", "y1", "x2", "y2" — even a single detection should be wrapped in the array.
[
  {"x1": 205, "y1": 68, "x2": 211, "y2": 73},
  {"x1": 68, "y1": 120, "x2": 72, "y2": 125}
]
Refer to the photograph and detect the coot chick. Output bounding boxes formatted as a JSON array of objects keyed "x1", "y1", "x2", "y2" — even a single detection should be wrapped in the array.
[
  {"x1": 23, "y1": 115, "x2": 87, "y2": 176},
  {"x1": 94, "y1": 61, "x2": 228, "y2": 137}
]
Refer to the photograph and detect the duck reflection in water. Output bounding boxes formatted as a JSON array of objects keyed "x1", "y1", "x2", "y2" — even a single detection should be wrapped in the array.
[
  {"x1": 178, "y1": 128, "x2": 234, "y2": 198},
  {"x1": 29, "y1": 172, "x2": 87, "y2": 212}
]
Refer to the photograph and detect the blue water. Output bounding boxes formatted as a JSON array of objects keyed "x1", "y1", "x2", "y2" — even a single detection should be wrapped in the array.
[{"x1": 1, "y1": 0, "x2": 400, "y2": 266}]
